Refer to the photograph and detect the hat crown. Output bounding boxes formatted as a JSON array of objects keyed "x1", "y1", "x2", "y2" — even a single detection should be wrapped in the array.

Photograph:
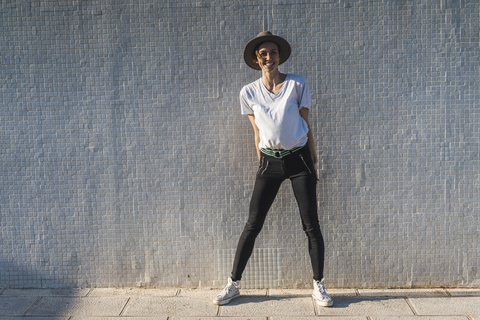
[{"x1": 256, "y1": 31, "x2": 273, "y2": 37}]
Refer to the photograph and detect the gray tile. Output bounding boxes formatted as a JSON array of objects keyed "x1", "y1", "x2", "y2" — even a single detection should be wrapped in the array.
[
  {"x1": 409, "y1": 297, "x2": 480, "y2": 316},
  {"x1": 0, "y1": 0, "x2": 479, "y2": 291}
]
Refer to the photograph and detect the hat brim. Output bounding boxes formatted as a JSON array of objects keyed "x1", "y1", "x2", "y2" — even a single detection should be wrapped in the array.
[{"x1": 243, "y1": 34, "x2": 292, "y2": 70}]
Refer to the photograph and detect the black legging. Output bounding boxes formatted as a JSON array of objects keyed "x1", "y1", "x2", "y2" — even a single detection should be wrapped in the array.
[{"x1": 231, "y1": 144, "x2": 325, "y2": 281}]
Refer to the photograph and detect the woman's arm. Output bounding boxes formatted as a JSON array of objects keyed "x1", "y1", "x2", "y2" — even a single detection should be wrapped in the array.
[
  {"x1": 247, "y1": 114, "x2": 261, "y2": 160},
  {"x1": 299, "y1": 107, "x2": 318, "y2": 165}
]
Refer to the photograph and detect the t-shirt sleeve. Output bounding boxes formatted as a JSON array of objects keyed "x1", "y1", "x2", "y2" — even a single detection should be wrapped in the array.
[
  {"x1": 298, "y1": 78, "x2": 312, "y2": 110},
  {"x1": 240, "y1": 87, "x2": 254, "y2": 115}
]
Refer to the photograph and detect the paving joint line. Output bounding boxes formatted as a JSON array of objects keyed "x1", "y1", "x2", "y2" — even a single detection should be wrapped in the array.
[
  {"x1": 85, "y1": 288, "x2": 94, "y2": 297},
  {"x1": 443, "y1": 287, "x2": 453, "y2": 297},
  {"x1": 22, "y1": 296, "x2": 43, "y2": 316},
  {"x1": 405, "y1": 297, "x2": 418, "y2": 316},
  {"x1": 311, "y1": 296, "x2": 318, "y2": 316},
  {"x1": 118, "y1": 297, "x2": 131, "y2": 316}
]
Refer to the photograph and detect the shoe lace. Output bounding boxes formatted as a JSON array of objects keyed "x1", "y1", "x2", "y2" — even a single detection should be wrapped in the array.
[
  {"x1": 315, "y1": 280, "x2": 326, "y2": 294},
  {"x1": 219, "y1": 283, "x2": 236, "y2": 297}
]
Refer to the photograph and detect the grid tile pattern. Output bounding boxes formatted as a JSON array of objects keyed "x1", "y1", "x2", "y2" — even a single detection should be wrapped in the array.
[{"x1": 0, "y1": 0, "x2": 479, "y2": 288}]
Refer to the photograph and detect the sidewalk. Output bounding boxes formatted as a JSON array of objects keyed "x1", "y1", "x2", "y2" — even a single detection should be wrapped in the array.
[{"x1": 1, "y1": 287, "x2": 479, "y2": 319}]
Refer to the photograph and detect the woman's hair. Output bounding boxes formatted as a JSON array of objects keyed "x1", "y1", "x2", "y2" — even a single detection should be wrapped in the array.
[{"x1": 253, "y1": 42, "x2": 283, "y2": 64}]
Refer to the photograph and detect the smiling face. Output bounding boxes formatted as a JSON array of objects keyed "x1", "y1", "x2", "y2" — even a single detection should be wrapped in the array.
[{"x1": 255, "y1": 42, "x2": 281, "y2": 73}]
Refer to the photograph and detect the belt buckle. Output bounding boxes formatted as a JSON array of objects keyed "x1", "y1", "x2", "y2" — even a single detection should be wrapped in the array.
[{"x1": 275, "y1": 151, "x2": 281, "y2": 158}]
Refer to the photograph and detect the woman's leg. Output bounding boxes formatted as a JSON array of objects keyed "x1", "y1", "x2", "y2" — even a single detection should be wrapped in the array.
[
  {"x1": 291, "y1": 173, "x2": 325, "y2": 281},
  {"x1": 231, "y1": 175, "x2": 283, "y2": 281}
]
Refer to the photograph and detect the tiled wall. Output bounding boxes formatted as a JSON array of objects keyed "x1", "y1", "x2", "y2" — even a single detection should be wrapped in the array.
[{"x1": 1, "y1": 0, "x2": 479, "y2": 289}]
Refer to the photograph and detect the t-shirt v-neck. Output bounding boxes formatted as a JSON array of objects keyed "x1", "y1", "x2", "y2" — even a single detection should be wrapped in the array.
[{"x1": 260, "y1": 74, "x2": 289, "y2": 98}]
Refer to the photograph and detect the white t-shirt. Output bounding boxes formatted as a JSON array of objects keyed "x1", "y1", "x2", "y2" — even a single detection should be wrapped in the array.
[{"x1": 240, "y1": 73, "x2": 311, "y2": 150}]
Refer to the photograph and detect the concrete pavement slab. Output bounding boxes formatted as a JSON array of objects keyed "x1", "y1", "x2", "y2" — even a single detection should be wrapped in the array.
[
  {"x1": 0, "y1": 317, "x2": 69, "y2": 320},
  {"x1": 1, "y1": 287, "x2": 479, "y2": 319},
  {"x1": 446, "y1": 289, "x2": 480, "y2": 297},
  {"x1": 182, "y1": 288, "x2": 268, "y2": 306},
  {"x1": 315, "y1": 296, "x2": 415, "y2": 317},
  {"x1": 88, "y1": 288, "x2": 178, "y2": 297},
  {"x1": 270, "y1": 317, "x2": 367, "y2": 320},
  {"x1": 1, "y1": 288, "x2": 90, "y2": 297},
  {"x1": 323, "y1": 288, "x2": 359, "y2": 297},
  {"x1": 358, "y1": 289, "x2": 449, "y2": 297},
  {"x1": 0, "y1": 296, "x2": 39, "y2": 316},
  {"x1": 181, "y1": 288, "x2": 267, "y2": 298},
  {"x1": 409, "y1": 296, "x2": 480, "y2": 316},
  {"x1": 371, "y1": 317, "x2": 469, "y2": 320},
  {"x1": 269, "y1": 288, "x2": 358, "y2": 297},
  {"x1": 122, "y1": 296, "x2": 219, "y2": 317},
  {"x1": 72, "y1": 318, "x2": 166, "y2": 320},
  {"x1": 219, "y1": 295, "x2": 316, "y2": 317},
  {"x1": 172, "y1": 318, "x2": 266, "y2": 320},
  {"x1": 25, "y1": 297, "x2": 129, "y2": 317}
]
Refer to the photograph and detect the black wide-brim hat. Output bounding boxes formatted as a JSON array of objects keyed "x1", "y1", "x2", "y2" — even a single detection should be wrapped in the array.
[{"x1": 243, "y1": 31, "x2": 292, "y2": 70}]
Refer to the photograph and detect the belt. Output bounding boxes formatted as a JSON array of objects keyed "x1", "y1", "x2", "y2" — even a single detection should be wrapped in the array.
[{"x1": 260, "y1": 144, "x2": 306, "y2": 158}]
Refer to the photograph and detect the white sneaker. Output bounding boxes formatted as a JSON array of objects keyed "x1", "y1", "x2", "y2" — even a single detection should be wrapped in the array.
[
  {"x1": 213, "y1": 278, "x2": 240, "y2": 305},
  {"x1": 312, "y1": 278, "x2": 333, "y2": 307}
]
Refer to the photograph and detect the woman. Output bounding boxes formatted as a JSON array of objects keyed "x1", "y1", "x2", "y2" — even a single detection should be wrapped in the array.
[{"x1": 213, "y1": 31, "x2": 333, "y2": 307}]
